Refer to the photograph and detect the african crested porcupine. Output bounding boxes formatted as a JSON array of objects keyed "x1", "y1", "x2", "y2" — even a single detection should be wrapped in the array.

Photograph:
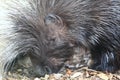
[{"x1": 0, "y1": 0, "x2": 120, "y2": 78}]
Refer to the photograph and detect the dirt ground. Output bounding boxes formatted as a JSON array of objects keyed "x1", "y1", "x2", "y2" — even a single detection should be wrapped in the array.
[{"x1": 5, "y1": 67, "x2": 120, "y2": 80}]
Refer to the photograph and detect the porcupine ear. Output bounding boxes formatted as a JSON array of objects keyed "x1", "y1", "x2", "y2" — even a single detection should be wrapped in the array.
[{"x1": 44, "y1": 14, "x2": 64, "y2": 26}]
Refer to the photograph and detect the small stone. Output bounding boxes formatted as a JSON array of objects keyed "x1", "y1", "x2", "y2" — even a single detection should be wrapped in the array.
[
  {"x1": 34, "y1": 78, "x2": 40, "y2": 80},
  {"x1": 17, "y1": 69, "x2": 22, "y2": 72}
]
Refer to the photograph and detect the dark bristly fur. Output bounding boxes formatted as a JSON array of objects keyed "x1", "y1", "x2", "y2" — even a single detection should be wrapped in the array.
[
  {"x1": 0, "y1": 0, "x2": 79, "y2": 78},
  {"x1": 0, "y1": 0, "x2": 120, "y2": 78}
]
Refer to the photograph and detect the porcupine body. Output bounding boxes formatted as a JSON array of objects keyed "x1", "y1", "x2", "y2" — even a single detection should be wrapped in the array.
[{"x1": 0, "y1": 0, "x2": 120, "y2": 78}]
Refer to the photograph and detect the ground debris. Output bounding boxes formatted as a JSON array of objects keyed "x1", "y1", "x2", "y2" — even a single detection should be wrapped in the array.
[{"x1": 3, "y1": 67, "x2": 120, "y2": 80}]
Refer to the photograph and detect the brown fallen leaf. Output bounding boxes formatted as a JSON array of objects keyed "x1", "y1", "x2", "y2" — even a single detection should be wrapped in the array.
[{"x1": 66, "y1": 69, "x2": 72, "y2": 75}]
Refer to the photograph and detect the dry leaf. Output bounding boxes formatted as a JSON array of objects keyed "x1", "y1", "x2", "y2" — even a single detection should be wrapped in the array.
[
  {"x1": 97, "y1": 73, "x2": 109, "y2": 80},
  {"x1": 70, "y1": 72, "x2": 82, "y2": 79},
  {"x1": 66, "y1": 69, "x2": 72, "y2": 75},
  {"x1": 53, "y1": 73, "x2": 63, "y2": 79}
]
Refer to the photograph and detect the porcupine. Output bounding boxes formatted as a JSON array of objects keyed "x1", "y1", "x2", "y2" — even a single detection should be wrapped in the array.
[{"x1": 0, "y1": 0, "x2": 120, "y2": 78}]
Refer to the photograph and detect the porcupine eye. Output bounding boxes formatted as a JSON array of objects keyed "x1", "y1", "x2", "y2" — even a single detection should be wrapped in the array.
[
  {"x1": 45, "y1": 14, "x2": 56, "y2": 24},
  {"x1": 45, "y1": 14, "x2": 63, "y2": 26}
]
